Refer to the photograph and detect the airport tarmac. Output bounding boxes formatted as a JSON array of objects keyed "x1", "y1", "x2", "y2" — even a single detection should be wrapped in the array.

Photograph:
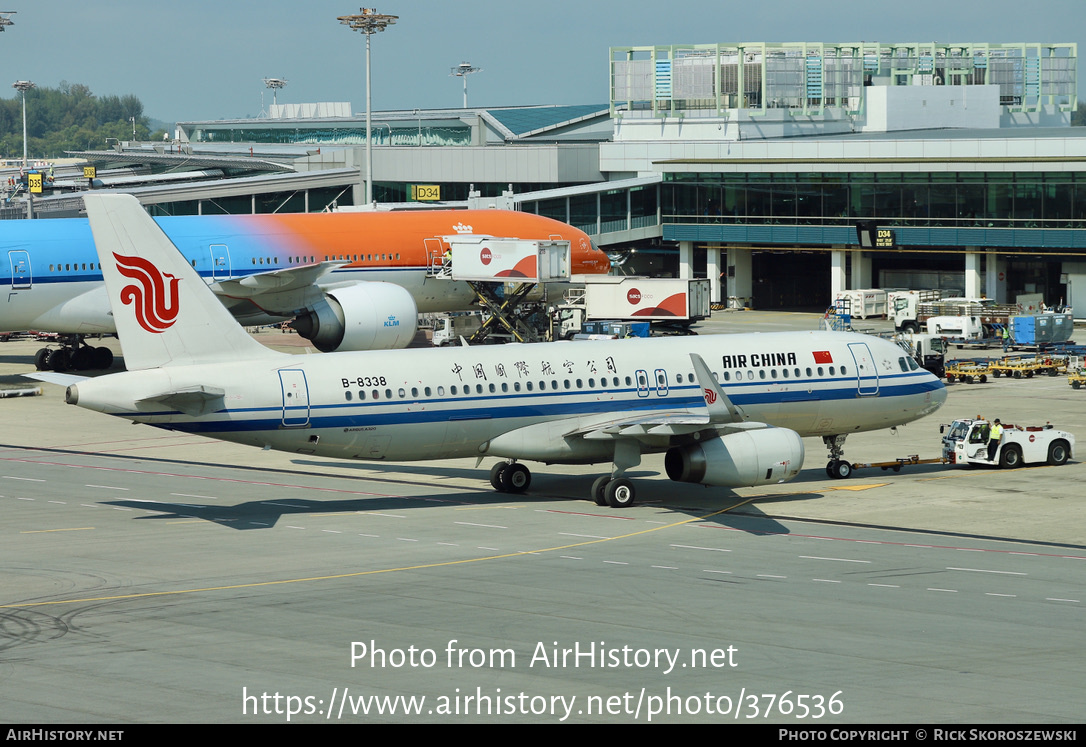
[{"x1": 1, "y1": 312, "x2": 1083, "y2": 724}]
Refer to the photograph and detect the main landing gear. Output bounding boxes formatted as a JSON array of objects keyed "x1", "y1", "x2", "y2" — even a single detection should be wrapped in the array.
[
  {"x1": 489, "y1": 440, "x2": 644, "y2": 509},
  {"x1": 823, "y1": 434, "x2": 852, "y2": 479},
  {"x1": 34, "y1": 335, "x2": 114, "y2": 372}
]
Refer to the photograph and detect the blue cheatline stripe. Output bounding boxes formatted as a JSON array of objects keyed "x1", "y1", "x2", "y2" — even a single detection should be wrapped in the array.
[
  {"x1": 129, "y1": 373, "x2": 942, "y2": 434},
  {"x1": 1, "y1": 263, "x2": 431, "y2": 288}
]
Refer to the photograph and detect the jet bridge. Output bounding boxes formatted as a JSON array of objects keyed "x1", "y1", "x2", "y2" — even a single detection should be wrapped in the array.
[{"x1": 428, "y1": 235, "x2": 571, "y2": 343}]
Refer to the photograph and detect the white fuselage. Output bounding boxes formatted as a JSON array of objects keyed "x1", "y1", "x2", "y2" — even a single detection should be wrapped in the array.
[{"x1": 69, "y1": 331, "x2": 947, "y2": 465}]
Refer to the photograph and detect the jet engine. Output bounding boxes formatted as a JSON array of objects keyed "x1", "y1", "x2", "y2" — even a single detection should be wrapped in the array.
[
  {"x1": 291, "y1": 282, "x2": 418, "y2": 352},
  {"x1": 664, "y1": 428, "x2": 805, "y2": 487}
]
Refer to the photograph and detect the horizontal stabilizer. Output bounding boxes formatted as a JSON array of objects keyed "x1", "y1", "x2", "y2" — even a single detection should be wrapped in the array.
[{"x1": 136, "y1": 385, "x2": 226, "y2": 417}]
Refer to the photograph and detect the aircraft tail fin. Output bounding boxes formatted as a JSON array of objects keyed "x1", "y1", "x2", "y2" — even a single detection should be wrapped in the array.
[{"x1": 83, "y1": 193, "x2": 279, "y2": 370}]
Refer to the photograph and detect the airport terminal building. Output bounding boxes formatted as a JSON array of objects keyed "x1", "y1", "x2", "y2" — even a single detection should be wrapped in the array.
[{"x1": 20, "y1": 40, "x2": 1086, "y2": 311}]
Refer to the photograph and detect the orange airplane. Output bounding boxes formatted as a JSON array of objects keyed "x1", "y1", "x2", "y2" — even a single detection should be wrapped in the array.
[{"x1": 3, "y1": 207, "x2": 610, "y2": 369}]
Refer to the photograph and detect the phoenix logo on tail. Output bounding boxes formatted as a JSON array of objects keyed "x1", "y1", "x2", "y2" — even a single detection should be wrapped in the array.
[{"x1": 114, "y1": 252, "x2": 181, "y2": 333}]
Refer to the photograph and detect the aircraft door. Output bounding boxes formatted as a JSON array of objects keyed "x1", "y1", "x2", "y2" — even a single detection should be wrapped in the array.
[
  {"x1": 654, "y1": 368, "x2": 669, "y2": 397},
  {"x1": 279, "y1": 369, "x2": 311, "y2": 427},
  {"x1": 8, "y1": 250, "x2": 31, "y2": 289},
  {"x1": 847, "y1": 342, "x2": 879, "y2": 396},
  {"x1": 209, "y1": 244, "x2": 231, "y2": 281}
]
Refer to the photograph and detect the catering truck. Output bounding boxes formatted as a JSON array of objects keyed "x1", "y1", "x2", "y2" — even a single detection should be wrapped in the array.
[{"x1": 555, "y1": 277, "x2": 711, "y2": 339}]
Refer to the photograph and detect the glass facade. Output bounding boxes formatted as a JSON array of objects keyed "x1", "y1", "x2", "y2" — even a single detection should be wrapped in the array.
[
  {"x1": 661, "y1": 172, "x2": 1086, "y2": 230},
  {"x1": 190, "y1": 124, "x2": 472, "y2": 147}
]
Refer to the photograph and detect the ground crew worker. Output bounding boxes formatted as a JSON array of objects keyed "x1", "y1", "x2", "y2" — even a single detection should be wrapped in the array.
[
  {"x1": 987, "y1": 418, "x2": 1004, "y2": 462},
  {"x1": 1001, "y1": 326, "x2": 1011, "y2": 352}
]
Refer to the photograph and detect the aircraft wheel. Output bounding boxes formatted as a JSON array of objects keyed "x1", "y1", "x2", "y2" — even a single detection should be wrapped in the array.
[
  {"x1": 590, "y1": 476, "x2": 610, "y2": 506},
  {"x1": 1047, "y1": 440, "x2": 1070, "y2": 466},
  {"x1": 93, "y1": 346, "x2": 114, "y2": 370},
  {"x1": 826, "y1": 461, "x2": 838, "y2": 478},
  {"x1": 832, "y1": 460, "x2": 852, "y2": 479},
  {"x1": 489, "y1": 462, "x2": 509, "y2": 492},
  {"x1": 47, "y1": 348, "x2": 71, "y2": 372},
  {"x1": 34, "y1": 348, "x2": 51, "y2": 371},
  {"x1": 605, "y1": 478, "x2": 635, "y2": 508},
  {"x1": 71, "y1": 347, "x2": 94, "y2": 371},
  {"x1": 500, "y1": 463, "x2": 531, "y2": 494},
  {"x1": 998, "y1": 445, "x2": 1022, "y2": 469}
]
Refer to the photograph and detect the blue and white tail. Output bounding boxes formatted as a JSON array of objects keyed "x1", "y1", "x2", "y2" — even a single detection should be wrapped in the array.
[{"x1": 83, "y1": 193, "x2": 280, "y2": 370}]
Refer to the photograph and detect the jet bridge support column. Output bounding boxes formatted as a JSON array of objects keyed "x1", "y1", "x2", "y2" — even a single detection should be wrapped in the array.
[
  {"x1": 707, "y1": 247, "x2": 722, "y2": 304},
  {"x1": 965, "y1": 249, "x2": 982, "y2": 299},
  {"x1": 678, "y1": 241, "x2": 693, "y2": 280},
  {"x1": 986, "y1": 252, "x2": 1008, "y2": 304},
  {"x1": 851, "y1": 250, "x2": 872, "y2": 290},
  {"x1": 830, "y1": 247, "x2": 847, "y2": 302},
  {"x1": 726, "y1": 247, "x2": 752, "y2": 309}
]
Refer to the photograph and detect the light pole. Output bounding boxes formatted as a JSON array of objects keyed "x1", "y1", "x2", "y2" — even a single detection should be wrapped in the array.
[
  {"x1": 13, "y1": 80, "x2": 35, "y2": 168},
  {"x1": 264, "y1": 77, "x2": 287, "y2": 109},
  {"x1": 450, "y1": 62, "x2": 482, "y2": 108},
  {"x1": 338, "y1": 8, "x2": 397, "y2": 206}
]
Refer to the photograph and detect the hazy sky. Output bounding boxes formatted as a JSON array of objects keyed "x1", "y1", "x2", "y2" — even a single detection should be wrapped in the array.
[{"x1": 0, "y1": 0, "x2": 1083, "y2": 124}]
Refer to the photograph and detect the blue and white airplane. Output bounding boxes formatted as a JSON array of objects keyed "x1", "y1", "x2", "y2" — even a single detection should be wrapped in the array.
[
  {"x1": 1, "y1": 203, "x2": 607, "y2": 370},
  {"x1": 59, "y1": 195, "x2": 947, "y2": 506}
]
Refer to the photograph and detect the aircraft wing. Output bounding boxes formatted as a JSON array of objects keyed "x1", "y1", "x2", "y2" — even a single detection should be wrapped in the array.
[
  {"x1": 575, "y1": 353, "x2": 754, "y2": 441},
  {"x1": 210, "y1": 261, "x2": 344, "y2": 299},
  {"x1": 485, "y1": 354, "x2": 770, "y2": 459}
]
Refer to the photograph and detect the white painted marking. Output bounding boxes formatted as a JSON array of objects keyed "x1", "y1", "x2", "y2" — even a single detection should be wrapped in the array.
[
  {"x1": 947, "y1": 567, "x2": 1027, "y2": 576},
  {"x1": 800, "y1": 555, "x2": 871, "y2": 564}
]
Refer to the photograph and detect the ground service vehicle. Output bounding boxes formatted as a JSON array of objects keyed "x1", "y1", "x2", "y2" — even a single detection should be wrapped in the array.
[
  {"x1": 940, "y1": 418, "x2": 1074, "y2": 469},
  {"x1": 431, "y1": 314, "x2": 483, "y2": 347},
  {"x1": 556, "y1": 277, "x2": 710, "y2": 339},
  {"x1": 897, "y1": 333, "x2": 946, "y2": 377}
]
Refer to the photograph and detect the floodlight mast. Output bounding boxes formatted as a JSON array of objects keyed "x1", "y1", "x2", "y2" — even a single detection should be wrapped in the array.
[
  {"x1": 451, "y1": 61, "x2": 482, "y2": 108},
  {"x1": 264, "y1": 77, "x2": 288, "y2": 108},
  {"x1": 338, "y1": 8, "x2": 398, "y2": 206},
  {"x1": 13, "y1": 80, "x2": 35, "y2": 168}
]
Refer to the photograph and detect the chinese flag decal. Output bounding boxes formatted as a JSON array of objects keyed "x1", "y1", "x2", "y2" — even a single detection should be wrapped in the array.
[{"x1": 813, "y1": 351, "x2": 833, "y2": 364}]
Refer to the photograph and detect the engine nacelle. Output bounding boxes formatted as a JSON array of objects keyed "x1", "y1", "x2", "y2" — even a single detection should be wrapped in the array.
[
  {"x1": 291, "y1": 282, "x2": 418, "y2": 352},
  {"x1": 664, "y1": 428, "x2": 804, "y2": 488}
]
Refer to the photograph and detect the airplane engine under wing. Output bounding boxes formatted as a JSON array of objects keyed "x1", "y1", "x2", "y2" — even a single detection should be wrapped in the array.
[
  {"x1": 291, "y1": 282, "x2": 418, "y2": 352},
  {"x1": 664, "y1": 428, "x2": 805, "y2": 488}
]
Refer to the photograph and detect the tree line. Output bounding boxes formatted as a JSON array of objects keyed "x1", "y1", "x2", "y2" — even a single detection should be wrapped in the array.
[{"x1": 0, "y1": 82, "x2": 163, "y2": 160}]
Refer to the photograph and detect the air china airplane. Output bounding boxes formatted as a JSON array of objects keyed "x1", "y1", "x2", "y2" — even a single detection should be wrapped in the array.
[
  {"x1": 1, "y1": 202, "x2": 607, "y2": 370},
  {"x1": 59, "y1": 195, "x2": 947, "y2": 507}
]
